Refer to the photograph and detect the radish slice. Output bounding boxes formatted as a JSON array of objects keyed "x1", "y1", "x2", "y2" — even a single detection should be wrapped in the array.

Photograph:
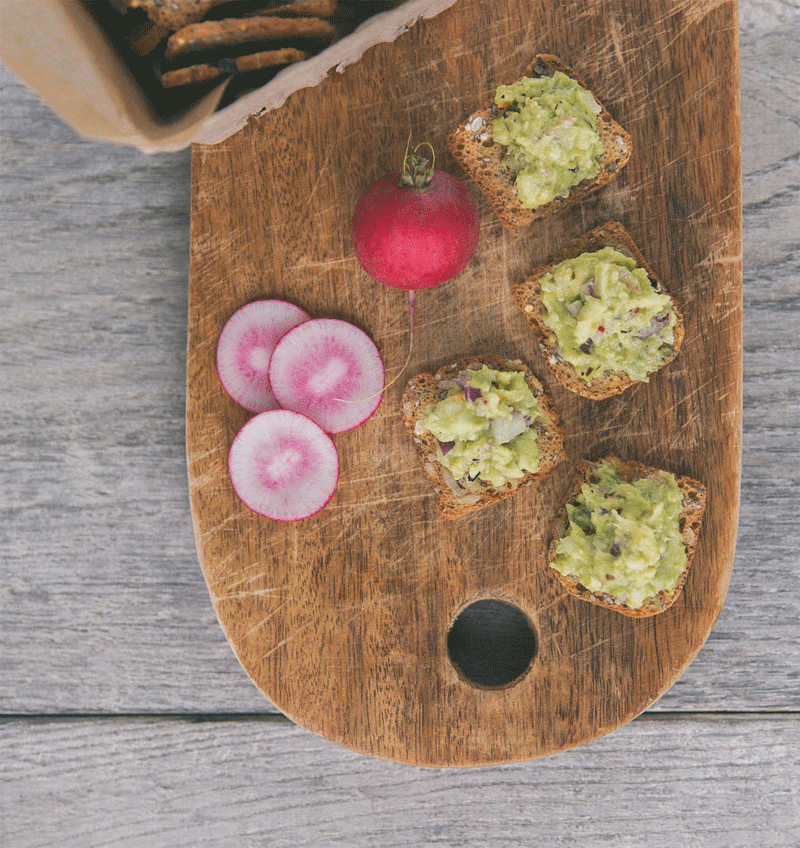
[
  {"x1": 268, "y1": 318, "x2": 384, "y2": 433},
  {"x1": 216, "y1": 299, "x2": 309, "y2": 412},
  {"x1": 228, "y1": 410, "x2": 339, "y2": 521}
]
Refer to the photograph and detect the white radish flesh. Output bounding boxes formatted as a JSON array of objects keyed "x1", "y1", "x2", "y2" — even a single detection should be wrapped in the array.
[
  {"x1": 268, "y1": 318, "x2": 384, "y2": 433},
  {"x1": 228, "y1": 410, "x2": 339, "y2": 521},
  {"x1": 216, "y1": 299, "x2": 309, "y2": 412}
]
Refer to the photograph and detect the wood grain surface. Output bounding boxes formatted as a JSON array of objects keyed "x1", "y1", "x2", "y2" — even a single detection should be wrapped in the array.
[
  {"x1": 187, "y1": 0, "x2": 742, "y2": 766},
  {"x1": 3, "y1": 714, "x2": 798, "y2": 848}
]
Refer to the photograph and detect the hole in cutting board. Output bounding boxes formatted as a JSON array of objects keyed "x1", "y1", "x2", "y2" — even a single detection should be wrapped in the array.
[{"x1": 447, "y1": 599, "x2": 537, "y2": 689}]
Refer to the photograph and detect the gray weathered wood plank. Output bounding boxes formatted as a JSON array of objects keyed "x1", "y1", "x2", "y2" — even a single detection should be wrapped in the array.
[
  {"x1": 2, "y1": 1, "x2": 799, "y2": 717},
  {"x1": 2, "y1": 714, "x2": 798, "y2": 848}
]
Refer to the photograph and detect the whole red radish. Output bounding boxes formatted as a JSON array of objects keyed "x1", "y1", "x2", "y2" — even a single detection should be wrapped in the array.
[{"x1": 351, "y1": 139, "x2": 480, "y2": 290}]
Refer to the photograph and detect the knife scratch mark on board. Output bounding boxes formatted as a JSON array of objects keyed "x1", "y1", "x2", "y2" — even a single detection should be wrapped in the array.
[
  {"x1": 246, "y1": 599, "x2": 294, "y2": 638},
  {"x1": 259, "y1": 618, "x2": 317, "y2": 660},
  {"x1": 224, "y1": 567, "x2": 279, "y2": 592},
  {"x1": 291, "y1": 255, "x2": 357, "y2": 270},
  {"x1": 307, "y1": 147, "x2": 333, "y2": 204},
  {"x1": 656, "y1": 415, "x2": 704, "y2": 458},
  {"x1": 216, "y1": 587, "x2": 287, "y2": 602},
  {"x1": 199, "y1": 512, "x2": 244, "y2": 535},
  {"x1": 571, "y1": 629, "x2": 630, "y2": 660},
  {"x1": 339, "y1": 466, "x2": 420, "y2": 487}
]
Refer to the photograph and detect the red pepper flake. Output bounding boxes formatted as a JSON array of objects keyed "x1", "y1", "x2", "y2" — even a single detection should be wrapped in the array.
[{"x1": 598, "y1": 325, "x2": 605, "y2": 333}]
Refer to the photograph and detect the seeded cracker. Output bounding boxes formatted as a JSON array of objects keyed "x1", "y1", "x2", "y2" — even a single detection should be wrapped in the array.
[
  {"x1": 122, "y1": 0, "x2": 237, "y2": 30},
  {"x1": 242, "y1": 2, "x2": 339, "y2": 18},
  {"x1": 128, "y1": 20, "x2": 170, "y2": 55},
  {"x1": 234, "y1": 46, "x2": 308, "y2": 71},
  {"x1": 122, "y1": 0, "x2": 337, "y2": 29},
  {"x1": 164, "y1": 14, "x2": 336, "y2": 60},
  {"x1": 160, "y1": 63, "x2": 224, "y2": 87},
  {"x1": 161, "y1": 47, "x2": 308, "y2": 87}
]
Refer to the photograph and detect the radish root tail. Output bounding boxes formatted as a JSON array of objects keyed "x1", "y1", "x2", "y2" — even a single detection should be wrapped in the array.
[{"x1": 336, "y1": 289, "x2": 415, "y2": 403}]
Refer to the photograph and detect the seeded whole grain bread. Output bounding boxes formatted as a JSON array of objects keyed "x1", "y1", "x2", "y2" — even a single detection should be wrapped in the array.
[
  {"x1": 446, "y1": 54, "x2": 632, "y2": 234},
  {"x1": 511, "y1": 221, "x2": 685, "y2": 400},
  {"x1": 548, "y1": 455, "x2": 706, "y2": 617},
  {"x1": 401, "y1": 354, "x2": 566, "y2": 519}
]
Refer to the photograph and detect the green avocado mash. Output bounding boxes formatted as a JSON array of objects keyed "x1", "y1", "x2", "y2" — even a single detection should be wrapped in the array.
[
  {"x1": 492, "y1": 71, "x2": 604, "y2": 209},
  {"x1": 539, "y1": 246, "x2": 677, "y2": 384},
  {"x1": 416, "y1": 365, "x2": 543, "y2": 488},
  {"x1": 552, "y1": 461, "x2": 687, "y2": 609}
]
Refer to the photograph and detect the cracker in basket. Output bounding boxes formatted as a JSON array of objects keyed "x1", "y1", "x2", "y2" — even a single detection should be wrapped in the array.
[
  {"x1": 122, "y1": 0, "x2": 336, "y2": 30},
  {"x1": 121, "y1": 1, "x2": 236, "y2": 30},
  {"x1": 160, "y1": 63, "x2": 224, "y2": 87},
  {"x1": 164, "y1": 14, "x2": 336, "y2": 60},
  {"x1": 161, "y1": 46, "x2": 308, "y2": 87},
  {"x1": 234, "y1": 46, "x2": 309, "y2": 71},
  {"x1": 128, "y1": 20, "x2": 171, "y2": 55},
  {"x1": 243, "y1": 1, "x2": 338, "y2": 17},
  {"x1": 123, "y1": 0, "x2": 220, "y2": 30}
]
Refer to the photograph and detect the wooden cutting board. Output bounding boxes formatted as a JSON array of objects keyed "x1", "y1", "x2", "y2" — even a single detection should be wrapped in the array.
[{"x1": 187, "y1": 0, "x2": 741, "y2": 766}]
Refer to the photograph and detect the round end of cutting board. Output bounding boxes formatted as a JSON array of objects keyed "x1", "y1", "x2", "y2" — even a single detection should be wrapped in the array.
[{"x1": 187, "y1": 0, "x2": 741, "y2": 766}]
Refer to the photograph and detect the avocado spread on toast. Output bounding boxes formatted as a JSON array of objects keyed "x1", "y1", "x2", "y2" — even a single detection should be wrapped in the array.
[
  {"x1": 552, "y1": 460, "x2": 687, "y2": 609},
  {"x1": 492, "y1": 71, "x2": 604, "y2": 209},
  {"x1": 539, "y1": 246, "x2": 678, "y2": 383},
  {"x1": 416, "y1": 365, "x2": 543, "y2": 488}
]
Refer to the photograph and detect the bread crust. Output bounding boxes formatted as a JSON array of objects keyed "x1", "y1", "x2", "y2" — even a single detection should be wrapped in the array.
[
  {"x1": 446, "y1": 54, "x2": 632, "y2": 234},
  {"x1": 401, "y1": 354, "x2": 566, "y2": 519},
  {"x1": 548, "y1": 455, "x2": 706, "y2": 617},
  {"x1": 512, "y1": 221, "x2": 685, "y2": 400}
]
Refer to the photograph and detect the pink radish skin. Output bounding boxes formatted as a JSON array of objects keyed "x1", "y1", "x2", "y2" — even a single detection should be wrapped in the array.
[
  {"x1": 350, "y1": 141, "x2": 479, "y2": 389},
  {"x1": 228, "y1": 409, "x2": 339, "y2": 521},
  {"x1": 268, "y1": 318, "x2": 384, "y2": 434},
  {"x1": 350, "y1": 143, "x2": 480, "y2": 290},
  {"x1": 216, "y1": 299, "x2": 309, "y2": 412}
]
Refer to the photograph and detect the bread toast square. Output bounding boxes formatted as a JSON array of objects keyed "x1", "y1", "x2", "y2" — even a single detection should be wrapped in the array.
[
  {"x1": 447, "y1": 54, "x2": 632, "y2": 234},
  {"x1": 401, "y1": 354, "x2": 566, "y2": 519},
  {"x1": 512, "y1": 221, "x2": 685, "y2": 400},
  {"x1": 548, "y1": 455, "x2": 706, "y2": 617}
]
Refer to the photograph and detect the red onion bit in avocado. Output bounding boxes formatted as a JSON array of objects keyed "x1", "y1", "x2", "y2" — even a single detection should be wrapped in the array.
[{"x1": 638, "y1": 311, "x2": 672, "y2": 339}]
